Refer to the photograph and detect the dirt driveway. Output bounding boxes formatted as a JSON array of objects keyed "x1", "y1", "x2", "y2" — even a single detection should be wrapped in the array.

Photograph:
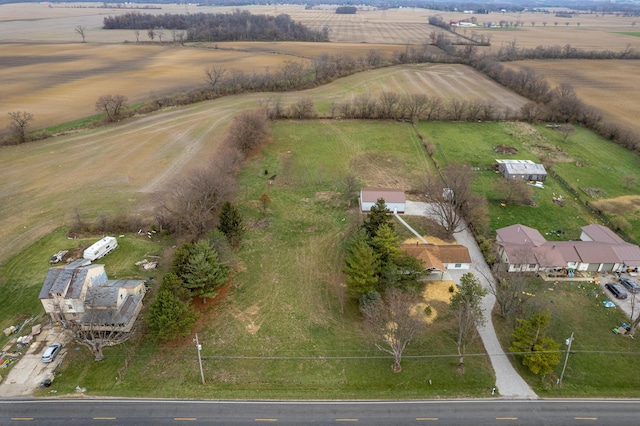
[{"x1": 0, "y1": 325, "x2": 72, "y2": 397}]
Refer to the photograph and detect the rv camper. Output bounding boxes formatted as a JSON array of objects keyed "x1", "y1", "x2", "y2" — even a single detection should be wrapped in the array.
[{"x1": 83, "y1": 236, "x2": 118, "y2": 261}]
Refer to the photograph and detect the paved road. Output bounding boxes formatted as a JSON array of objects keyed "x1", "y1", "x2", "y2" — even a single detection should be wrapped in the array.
[
  {"x1": 404, "y1": 201, "x2": 537, "y2": 399},
  {"x1": 1, "y1": 398, "x2": 639, "y2": 425}
]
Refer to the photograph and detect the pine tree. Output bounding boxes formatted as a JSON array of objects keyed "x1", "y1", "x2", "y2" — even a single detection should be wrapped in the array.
[
  {"x1": 146, "y1": 289, "x2": 198, "y2": 341},
  {"x1": 183, "y1": 240, "x2": 229, "y2": 303},
  {"x1": 218, "y1": 201, "x2": 246, "y2": 248},
  {"x1": 362, "y1": 198, "x2": 393, "y2": 239},
  {"x1": 344, "y1": 237, "x2": 379, "y2": 296}
]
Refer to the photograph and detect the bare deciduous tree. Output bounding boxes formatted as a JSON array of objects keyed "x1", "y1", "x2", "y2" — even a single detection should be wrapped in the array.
[
  {"x1": 360, "y1": 287, "x2": 424, "y2": 372},
  {"x1": 95, "y1": 94, "x2": 129, "y2": 122},
  {"x1": 75, "y1": 25, "x2": 86, "y2": 42},
  {"x1": 7, "y1": 111, "x2": 34, "y2": 144},
  {"x1": 423, "y1": 163, "x2": 477, "y2": 238},
  {"x1": 204, "y1": 66, "x2": 227, "y2": 95},
  {"x1": 154, "y1": 155, "x2": 239, "y2": 238},
  {"x1": 225, "y1": 108, "x2": 270, "y2": 154},
  {"x1": 288, "y1": 97, "x2": 316, "y2": 119},
  {"x1": 71, "y1": 290, "x2": 133, "y2": 361},
  {"x1": 450, "y1": 273, "x2": 487, "y2": 369}
]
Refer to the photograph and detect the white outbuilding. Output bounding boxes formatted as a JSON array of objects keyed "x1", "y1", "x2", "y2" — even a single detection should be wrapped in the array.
[{"x1": 359, "y1": 187, "x2": 406, "y2": 213}]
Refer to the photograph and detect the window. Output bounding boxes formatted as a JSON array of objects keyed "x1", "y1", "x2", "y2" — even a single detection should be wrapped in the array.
[
  {"x1": 67, "y1": 305, "x2": 73, "y2": 310},
  {"x1": 455, "y1": 263, "x2": 461, "y2": 268},
  {"x1": 529, "y1": 264, "x2": 537, "y2": 268}
]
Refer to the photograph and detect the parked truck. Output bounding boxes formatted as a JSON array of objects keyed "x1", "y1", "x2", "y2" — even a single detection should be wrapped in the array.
[{"x1": 83, "y1": 236, "x2": 118, "y2": 261}]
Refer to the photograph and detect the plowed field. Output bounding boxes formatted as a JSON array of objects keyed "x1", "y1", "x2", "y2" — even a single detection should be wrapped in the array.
[{"x1": 508, "y1": 59, "x2": 640, "y2": 133}]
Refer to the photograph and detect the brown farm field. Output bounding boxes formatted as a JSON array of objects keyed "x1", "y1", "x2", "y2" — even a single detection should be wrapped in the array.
[
  {"x1": 508, "y1": 60, "x2": 640, "y2": 134},
  {"x1": 0, "y1": 63, "x2": 528, "y2": 265}
]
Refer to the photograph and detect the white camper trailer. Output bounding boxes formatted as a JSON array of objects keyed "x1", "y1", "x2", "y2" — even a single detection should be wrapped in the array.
[{"x1": 83, "y1": 236, "x2": 118, "y2": 261}]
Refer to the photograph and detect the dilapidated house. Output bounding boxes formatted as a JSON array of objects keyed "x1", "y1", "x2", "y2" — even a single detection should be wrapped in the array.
[{"x1": 39, "y1": 259, "x2": 146, "y2": 332}]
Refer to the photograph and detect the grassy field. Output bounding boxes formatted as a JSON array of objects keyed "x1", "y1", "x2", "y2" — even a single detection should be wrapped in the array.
[
  {"x1": 40, "y1": 120, "x2": 495, "y2": 399},
  {"x1": 493, "y1": 278, "x2": 640, "y2": 397},
  {"x1": 25, "y1": 118, "x2": 640, "y2": 399},
  {"x1": 417, "y1": 121, "x2": 640, "y2": 242}
]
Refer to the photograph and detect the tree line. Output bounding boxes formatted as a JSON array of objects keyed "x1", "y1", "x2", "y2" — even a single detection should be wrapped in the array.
[{"x1": 103, "y1": 10, "x2": 328, "y2": 42}]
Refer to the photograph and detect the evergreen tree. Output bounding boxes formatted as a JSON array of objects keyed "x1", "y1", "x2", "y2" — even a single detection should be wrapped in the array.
[
  {"x1": 370, "y1": 223, "x2": 400, "y2": 267},
  {"x1": 159, "y1": 272, "x2": 191, "y2": 302},
  {"x1": 171, "y1": 242, "x2": 195, "y2": 278},
  {"x1": 146, "y1": 289, "x2": 198, "y2": 341},
  {"x1": 218, "y1": 201, "x2": 246, "y2": 248},
  {"x1": 362, "y1": 198, "x2": 393, "y2": 239},
  {"x1": 509, "y1": 310, "x2": 561, "y2": 376},
  {"x1": 344, "y1": 236, "x2": 380, "y2": 296},
  {"x1": 183, "y1": 240, "x2": 229, "y2": 303}
]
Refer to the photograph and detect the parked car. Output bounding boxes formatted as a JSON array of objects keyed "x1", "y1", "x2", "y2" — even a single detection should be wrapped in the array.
[
  {"x1": 619, "y1": 277, "x2": 640, "y2": 294},
  {"x1": 41, "y1": 342, "x2": 62, "y2": 363},
  {"x1": 605, "y1": 282, "x2": 628, "y2": 299}
]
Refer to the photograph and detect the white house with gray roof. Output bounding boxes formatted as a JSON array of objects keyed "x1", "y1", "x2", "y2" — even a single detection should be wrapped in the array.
[
  {"x1": 39, "y1": 259, "x2": 146, "y2": 332},
  {"x1": 496, "y1": 223, "x2": 640, "y2": 273}
]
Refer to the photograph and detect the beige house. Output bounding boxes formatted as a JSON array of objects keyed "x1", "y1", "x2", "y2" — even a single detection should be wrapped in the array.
[
  {"x1": 39, "y1": 259, "x2": 146, "y2": 332},
  {"x1": 401, "y1": 243, "x2": 472, "y2": 278},
  {"x1": 496, "y1": 223, "x2": 640, "y2": 273}
]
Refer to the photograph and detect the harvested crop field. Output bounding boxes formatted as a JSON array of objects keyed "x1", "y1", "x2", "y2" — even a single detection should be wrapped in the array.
[
  {"x1": 508, "y1": 60, "x2": 640, "y2": 134},
  {"x1": 0, "y1": 43, "x2": 301, "y2": 130}
]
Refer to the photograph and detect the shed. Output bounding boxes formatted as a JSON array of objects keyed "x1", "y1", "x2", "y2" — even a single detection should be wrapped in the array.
[
  {"x1": 359, "y1": 187, "x2": 405, "y2": 213},
  {"x1": 496, "y1": 159, "x2": 547, "y2": 181}
]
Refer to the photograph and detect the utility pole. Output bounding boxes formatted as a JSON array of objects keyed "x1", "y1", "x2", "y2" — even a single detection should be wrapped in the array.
[
  {"x1": 194, "y1": 333, "x2": 205, "y2": 385},
  {"x1": 558, "y1": 331, "x2": 574, "y2": 385}
]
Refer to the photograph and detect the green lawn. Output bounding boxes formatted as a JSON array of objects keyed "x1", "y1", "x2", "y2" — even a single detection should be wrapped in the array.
[
  {"x1": 11, "y1": 118, "x2": 640, "y2": 399},
  {"x1": 493, "y1": 279, "x2": 640, "y2": 397},
  {"x1": 417, "y1": 121, "x2": 640, "y2": 242},
  {"x1": 42, "y1": 119, "x2": 495, "y2": 398}
]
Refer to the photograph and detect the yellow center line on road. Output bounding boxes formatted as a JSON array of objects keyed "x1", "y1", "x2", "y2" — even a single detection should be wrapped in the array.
[
  {"x1": 254, "y1": 419, "x2": 278, "y2": 422},
  {"x1": 93, "y1": 418, "x2": 116, "y2": 420},
  {"x1": 335, "y1": 419, "x2": 359, "y2": 422},
  {"x1": 496, "y1": 418, "x2": 518, "y2": 421},
  {"x1": 416, "y1": 418, "x2": 439, "y2": 421},
  {"x1": 10, "y1": 418, "x2": 33, "y2": 421},
  {"x1": 174, "y1": 418, "x2": 198, "y2": 421},
  {"x1": 575, "y1": 418, "x2": 598, "y2": 421}
]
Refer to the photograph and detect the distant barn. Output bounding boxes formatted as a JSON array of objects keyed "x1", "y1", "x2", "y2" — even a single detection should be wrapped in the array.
[
  {"x1": 359, "y1": 187, "x2": 405, "y2": 213},
  {"x1": 496, "y1": 159, "x2": 547, "y2": 181}
]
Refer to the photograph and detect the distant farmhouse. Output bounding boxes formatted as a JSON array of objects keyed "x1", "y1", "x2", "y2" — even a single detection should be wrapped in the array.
[
  {"x1": 496, "y1": 223, "x2": 640, "y2": 273},
  {"x1": 39, "y1": 259, "x2": 146, "y2": 332},
  {"x1": 360, "y1": 187, "x2": 405, "y2": 213},
  {"x1": 496, "y1": 159, "x2": 547, "y2": 181}
]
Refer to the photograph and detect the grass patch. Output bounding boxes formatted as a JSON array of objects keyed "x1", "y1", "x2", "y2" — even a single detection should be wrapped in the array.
[
  {"x1": 493, "y1": 279, "x2": 640, "y2": 397},
  {"x1": 417, "y1": 121, "x2": 640, "y2": 242},
  {"x1": 44, "y1": 119, "x2": 494, "y2": 398}
]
